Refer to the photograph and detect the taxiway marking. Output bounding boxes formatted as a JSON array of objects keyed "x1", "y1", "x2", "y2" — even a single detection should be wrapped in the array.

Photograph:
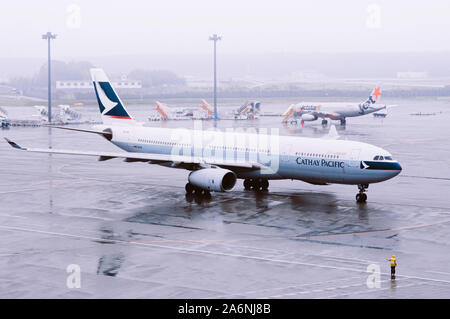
[{"x1": 2, "y1": 224, "x2": 450, "y2": 286}]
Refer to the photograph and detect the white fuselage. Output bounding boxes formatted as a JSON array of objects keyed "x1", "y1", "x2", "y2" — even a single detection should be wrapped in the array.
[
  {"x1": 99, "y1": 124, "x2": 402, "y2": 186},
  {"x1": 298, "y1": 102, "x2": 386, "y2": 119}
]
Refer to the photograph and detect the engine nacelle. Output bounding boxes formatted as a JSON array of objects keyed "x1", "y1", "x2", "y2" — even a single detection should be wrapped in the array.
[
  {"x1": 301, "y1": 114, "x2": 317, "y2": 121},
  {"x1": 188, "y1": 168, "x2": 237, "y2": 192}
]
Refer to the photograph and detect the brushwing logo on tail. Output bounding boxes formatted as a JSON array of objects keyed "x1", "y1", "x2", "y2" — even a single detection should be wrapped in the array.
[
  {"x1": 93, "y1": 81, "x2": 132, "y2": 119},
  {"x1": 94, "y1": 82, "x2": 117, "y2": 114},
  {"x1": 359, "y1": 87, "x2": 381, "y2": 114}
]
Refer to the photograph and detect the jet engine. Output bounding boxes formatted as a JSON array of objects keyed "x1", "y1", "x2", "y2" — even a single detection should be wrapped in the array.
[
  {"x1": 188, "y1": 168, "x2": 237, "y2": 192},
  {"x1": 301, "y1": 114, "x2": 317, "y2": 121}
]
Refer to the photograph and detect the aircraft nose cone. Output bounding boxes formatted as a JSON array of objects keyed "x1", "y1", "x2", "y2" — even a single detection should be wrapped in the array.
[{"x1": 390, "y1": 161, "x2": 402, "y2": 178}]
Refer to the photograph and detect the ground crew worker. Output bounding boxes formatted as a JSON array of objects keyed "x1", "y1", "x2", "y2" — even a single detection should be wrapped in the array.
[{"x1": 386, "y1": 255, "x2": 397, "y2": 279}]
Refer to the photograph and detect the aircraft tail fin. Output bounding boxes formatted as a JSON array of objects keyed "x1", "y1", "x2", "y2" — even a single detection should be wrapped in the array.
[
  {"x1": 363, "y1": 87, "x2": 382, "y2": 105},
  {"x1": 155, "y1": 101, "x2": 170, "y2": 120},
  {"x1": 90, "y1": 68, "x2": 135, "y2": 125},
  {"x1": 358, "y1": 87, "x2": 382, "y2": 113},
  {"x1": 200, "y1": 99, "x2": 214, "y2": 113}
]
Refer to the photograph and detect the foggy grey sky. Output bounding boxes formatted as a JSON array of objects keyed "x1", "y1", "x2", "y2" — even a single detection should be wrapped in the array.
[{"x1": 2, "y1": 0, "x2": 450, "y2": 59}]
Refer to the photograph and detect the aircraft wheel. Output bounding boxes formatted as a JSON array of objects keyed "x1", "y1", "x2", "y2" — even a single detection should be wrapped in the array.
[
  {"x1": 185, "y1": 183, "x2": 194, "y2": 194},
  {"x1": 322, "y1": 119, "x2": 328, "y2": 125},
  {"x1": 356, "y1": 193, "x2": 367, "y2": 203},
  {"x1": 185, "y1": 193, "x2": 194, "y2": 202},
  {"x1": 254, "y1": 185, "x2": 263, "y2": 192},
  {"x1": 193, "y1": 187, "x2": 204, "y2": 196},
  {"x1": 340, "y1": 119, "x2": 346, "y2": 126},
  {"x1": 252, "y1": 178, "x2": 266, "y2": 192},
  {"x1": 252, "y1": 179, "x2": 260, "y2": 191},
  {"x1": 244, "y1": 179, "x2": 252, "y2": 190},
  {"x1": 261, "y1": 179, "x2": 269, "y2": 190}
]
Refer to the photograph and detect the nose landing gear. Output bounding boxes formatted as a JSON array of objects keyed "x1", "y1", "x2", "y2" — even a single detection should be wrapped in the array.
[{"x1": 356, "y1": 184, "x2": 368, "y2": 203}]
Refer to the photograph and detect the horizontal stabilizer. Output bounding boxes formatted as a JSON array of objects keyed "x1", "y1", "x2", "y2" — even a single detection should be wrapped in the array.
[
  {"x1": 4, "y1": 138, "x2": 24, "y2": 150},
  {"x1": 45, "y1": 125, "x2": 112, "y2": 139}
]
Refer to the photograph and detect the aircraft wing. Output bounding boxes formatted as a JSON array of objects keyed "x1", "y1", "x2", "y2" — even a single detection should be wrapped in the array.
[{"x1": 4, "y1": 138, "x2": 268, "y2": 171}]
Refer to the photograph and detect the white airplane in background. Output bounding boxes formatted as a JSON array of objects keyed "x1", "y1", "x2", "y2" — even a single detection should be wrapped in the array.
[
  {"x1": 0, "y1": 106, "x2": 10, "y2": 128},
  {"x1": 282, "y1": 87, "x2": 391, "y2": 126},
  {"x1": 33, "y1": 105, "x2": 82, "y2": 123},
  {"x1": 233, "y1": 100, "x2": 261, "y2": 119},
  {"x1": 152, "y1": 101, "x2": 212, "y2": 121},
  {"x1": 5, "y1": 69, "x2": 402, "y2": 203}
]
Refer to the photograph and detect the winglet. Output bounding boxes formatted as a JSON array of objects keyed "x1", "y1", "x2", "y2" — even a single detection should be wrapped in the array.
[{"x1": 4, "y1": 138, "x2": 25, "y2": 150}]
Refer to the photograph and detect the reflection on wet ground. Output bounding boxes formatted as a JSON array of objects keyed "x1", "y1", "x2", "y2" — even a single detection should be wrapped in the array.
[{"x1": 0, "y1": 98, "x2": 449, "y2": 298}]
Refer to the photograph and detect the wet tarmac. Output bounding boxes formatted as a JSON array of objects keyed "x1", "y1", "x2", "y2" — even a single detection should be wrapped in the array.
[{"x1": 0, "y1": 97, "x2": 449, "y2": 298}]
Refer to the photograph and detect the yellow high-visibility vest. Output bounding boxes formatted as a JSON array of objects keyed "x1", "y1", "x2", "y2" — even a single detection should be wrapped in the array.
[{"x1": 387, "y1": 257, "x2": 397, "y2": 267}]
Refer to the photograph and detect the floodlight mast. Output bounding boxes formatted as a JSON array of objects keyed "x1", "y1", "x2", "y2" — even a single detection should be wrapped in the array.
[
  {"x1": 42, "y1": 32, "x2": 57, "y2": 123},
  {"x1": 209, "y1": 34, "x2": 221, "y2": 120}
]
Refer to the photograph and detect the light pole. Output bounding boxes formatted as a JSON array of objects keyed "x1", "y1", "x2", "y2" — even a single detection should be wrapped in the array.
[
  {"x1": 42, "y1": 32, "x2": 57, "y2": 123},
  {"x1": 209, "y1": 34, "x2": 221, "y2": 120}
]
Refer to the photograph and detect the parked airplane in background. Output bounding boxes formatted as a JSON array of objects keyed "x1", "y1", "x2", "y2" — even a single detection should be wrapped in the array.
[
  {"x1": 234, "y1": 100, "x2": 261, "y2": 119},
  {"x1": 5, "y1": 69, "x2": 402, "y2": 202},
  {"x1": 33, "y1": 105, "x2": 82, "y2": 124},
  {"x1": 282, "y1": 87, "x2": 389, "y2": 126},
  {"x1": 150, "y1": 100, "x2": 213, "y2": 121},
  {"x1": 0, "y1": 106, "x2": 10, "y2": 128}
]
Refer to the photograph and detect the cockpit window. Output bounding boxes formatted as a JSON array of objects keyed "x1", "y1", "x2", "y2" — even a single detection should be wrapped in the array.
[{"x1": 374, "y1": 155, "x2": 393, "y2": 161}]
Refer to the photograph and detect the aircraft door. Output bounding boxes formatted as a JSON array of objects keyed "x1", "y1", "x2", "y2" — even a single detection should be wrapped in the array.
[
  {"x1": 281, "y1": 144, "x2": 293, "y2": 162},
  {"x1": 348, "y1": 149, "x2": 361, "y2": 168}
]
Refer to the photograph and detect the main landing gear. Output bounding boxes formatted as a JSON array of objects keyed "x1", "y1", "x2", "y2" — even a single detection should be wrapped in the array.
[
  {"x1": 356, "y1": 184, "x2": 368, "y2": 203},
  {"x1": 340, "y1": 118, "x2": 346, "y2": 126},
  {"x1": 321, "y1": 119, "x2": 328, "y2": 126},
  {"x1": 185, "y1": 183, "x2": 211, "y2": 199},
  {"x1": 243, "y1": 178, "x2": 269, "y2": 192}
]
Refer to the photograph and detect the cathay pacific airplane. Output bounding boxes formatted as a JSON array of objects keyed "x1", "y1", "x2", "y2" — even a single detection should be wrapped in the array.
[
  {"x1": 5, "y1": 69, "x2": 402, "y2": 203},
  {"x1": 282, "y1": 87, "x2": 391, "y2": 126}
]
